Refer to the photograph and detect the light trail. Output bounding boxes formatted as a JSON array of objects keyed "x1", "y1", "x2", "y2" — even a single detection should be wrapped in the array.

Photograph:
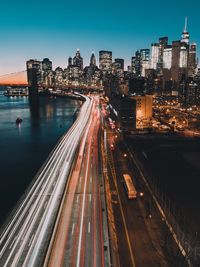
[{"x1": 0, "y1": 95, "x2": 93, "y2": 267}]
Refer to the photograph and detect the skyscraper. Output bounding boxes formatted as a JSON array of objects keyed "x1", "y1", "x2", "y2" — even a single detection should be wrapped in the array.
[
  {"x1": 188, "y1": 43, "x2": 197, "y2": 78},
  {"x1": 68, "y1": 57, "x2": 72, "y2": 67},
  {"x1": 135, "y1": 50, "x2": 142, "y2": 77},
  {"x1": 171, "y1": 41, "x2": 181, "y2": 81},
  {"x1": 140, "y1": 49, "x2": 150, "y2": 61},
  {"x1": 179, "y1": 42, "x2": 188, "y2": 68},
  {"x1": 181, "y1": 17, "x2": 190, "y2": 45},
  {"x1": 151, "y1": 43, "x2": 159, "y2": 69},
  {"x1": 73, "y1": 49, "x2": 83, "y2": 69},
  {"x1": 99, "y1": 51, "x2": 112, "y2": 74},
  {"x1": 26, "y1": 59, "x2": 43, "y2": 85},
  {"x1": 163, "y1": 45, "x2": 172, "y2": 69},
  {"x1": 90, "y1": 52, "x2": 96, "y2": 66},
  {"x1": 42, "y1": 58, "x2": 52, "y2": 71},
  {"x1": 158, "y1": 37, "x2": 168, "y2": 71},
  {"x1": 114, "y1": 58, "x2": 124, "y2": 70},
  {"x1": 140, "y1": 49, "x2": 150, "y2": 77}
]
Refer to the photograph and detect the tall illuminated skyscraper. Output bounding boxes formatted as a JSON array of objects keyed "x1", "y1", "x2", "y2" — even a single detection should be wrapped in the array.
[
  {"x1": 99, "y1": 51, "x2": 112, "y2": 74},
  {"x1": 181, "y1": 17, "x2": 190, "y2": 45},
  {"x1": 151, "y1": 43, "x2": 159, "y2": 69},
  {"x1": 163, "y1": 46, "x2": 172, "y2": 69},
  {"x1": 73, "y1": 49, "x2": 83, "y2": 69},
  {"x1": 188, "y1": 43, "x2": 197, "y2": 77},
  {"x1": 42, "y1": 58, "x2": 52, "y2": 71},
  {"x1": 90, "y1": 52, "x2": 96, "y2": 66}
]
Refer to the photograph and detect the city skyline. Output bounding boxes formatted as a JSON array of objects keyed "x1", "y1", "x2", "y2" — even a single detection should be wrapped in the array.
[{"x1": 0, "y1": 0, "x2": 200, "y2": 83}]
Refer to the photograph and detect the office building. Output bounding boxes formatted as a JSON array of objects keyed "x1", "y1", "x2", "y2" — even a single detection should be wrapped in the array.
[
  {"x1": 179, "y1": 42, "x2": 188, "y2": 68},
  {"x1": 114, "y1": 58, "x2": 124, "y2": 70},
  {"x1": 163, "y1": 45, "x2": 172, "y2": 69},
  {"x1": 73, "y1": 49, "x2": 83, "y2": 69},
  {"x1": 90, "y1": 52, "x2": 96, "y2": 66},
  {"x1": 171, "y1": 41, "x2": 181, "y2": 81},
  {"x1": 151, "y1": 43, "x2": 159, "y2": 69},
  {"x1": 130, "y1": 95, "x2": 153, "y2": 128},
  {"x1": 99, "y1": 50, "x2": 112, "y2": 74},
  {"x1": 26, "y1": 59, "x2": 43, "y2": 85},
  {"x1": 181, "y1": 17, "x2": 190, "y2": 45},
  {"x1": 157, "y1": 37, "x2": 168, "y2": 71},
  {"x1": 188, "y1": 43, "x2": 197, "y2": 78}
]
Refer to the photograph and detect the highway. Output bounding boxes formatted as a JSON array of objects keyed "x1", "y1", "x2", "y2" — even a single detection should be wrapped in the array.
[
  {"x1": 0, "y1": 94, "x2": 94, "y2": 267},
  {"x1": 45, "y1": 95, "x2": 105, "y2": 267},
  {"x1": 102, "y1": 113, "x2": 178, "y2": 267}
]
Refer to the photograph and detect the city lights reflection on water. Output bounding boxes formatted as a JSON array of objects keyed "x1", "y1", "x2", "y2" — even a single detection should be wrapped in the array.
[{"x1": 0, "y1": 94, "x2": 81, "y2": 224}]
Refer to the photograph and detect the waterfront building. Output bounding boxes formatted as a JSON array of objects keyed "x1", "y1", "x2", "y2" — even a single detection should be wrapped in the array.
[
  {"x1": 42, "y1": 58, "x2": 52, "y2": 71},
  {"x1": 42, "y1": 58, "x2": 53, "y2": 86},
  {"x1": 26, "y1": 59, "x2": 43, "y2": 85},
  {"x1": 54, "y1": 67, "x2": 64, "y2": 86}
]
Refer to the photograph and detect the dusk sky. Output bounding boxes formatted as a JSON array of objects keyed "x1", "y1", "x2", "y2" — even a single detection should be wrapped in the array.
[{"x1": 0, "y1": 0, "x2": 200, "y2": 82}]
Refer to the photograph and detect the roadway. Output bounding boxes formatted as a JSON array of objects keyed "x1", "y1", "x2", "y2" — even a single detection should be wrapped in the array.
[
  {"x1": 0, "y1": 94, "x2": 94, "y2": 267},
  {"x1": 45, "y1": 95, "x2": 105, "y2": 267},
  {"x1": 102, "y1": 114, "x2": 182, "y2": 266}
]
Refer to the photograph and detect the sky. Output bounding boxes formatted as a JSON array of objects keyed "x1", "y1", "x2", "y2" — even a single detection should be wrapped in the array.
[{"x1": 0, "y1": 0, "x2": 200, "y2": 83}]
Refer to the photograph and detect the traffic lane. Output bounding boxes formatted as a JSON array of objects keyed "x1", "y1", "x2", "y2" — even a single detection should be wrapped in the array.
[
  {"x1": 1, "y1": 131, "x2": 80, "y2": 264},
  {"x1": 107, "y1": 134, "x2": 164, "y2": 267},
  {"x1": 0, "y1": 191, "x2": 54, "y2": 266},
  {"x1": 0, "y1": 94, "x2": 91, "y2": 247},
  {"x1": 67, "y1": 113, "x2": 95, "y2": 267},
  {"x1": 64, "y1": 142, "x2": 92, "y2": 266},
  {"x1": 89, "y1": 118, "x2": 103, "y2": 267},
  {"x1": 47, "y1": 102, "x2": 94, "y2": 267},
  {"x1": 107, "y1": 165, "x2": 133, "y2": 267},
  {"x1": 112, "y1": 142, "x2": 167, "y2": 267},
  {"x1": 82, "y1": 114, "x2": 101, "y2": 266}
]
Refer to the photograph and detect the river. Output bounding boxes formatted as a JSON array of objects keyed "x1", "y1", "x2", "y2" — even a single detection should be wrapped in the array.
[{"x1": 0, "y1": 92, "x2": 81, "y2": 225}]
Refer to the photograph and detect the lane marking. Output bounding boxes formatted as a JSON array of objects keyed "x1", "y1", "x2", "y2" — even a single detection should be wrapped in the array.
[
  {"x1": 9, "y1": 236, "x2": 17, "y2": 249},
  {"x1": 142, "y1": 151, "x2": 147, "y2": 159},
  {"x1": 110, "y1": 152, "x2": 136, "y2": 267},
  {"x1": 90, "y1": 177, "x2": 92, "y2": 183},
  {"x1": 76, "y1": 195, "x2": 79, "y2": 203},
  {"x1": 76, "y1": 115, "x2": 93, "y2": 267},
  {"x1": 72, "y1": 223, "x2": 75, "y2": 234},
  {"x1": 28, "y1": 234, "x2": 34, "y2": 247},
  {"x1": 89, "y1": 194, "x2": 92, "y2": 202},
  {"x1": 44, "y1": 201, "x2": 48, "y2": 210},
  {"x1": 88, "y1": 222, "x2": 91, "y2": 233}
]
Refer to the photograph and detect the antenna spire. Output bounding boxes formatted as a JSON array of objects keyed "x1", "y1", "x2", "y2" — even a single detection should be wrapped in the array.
[{"x1": 184, "y1": 16, "x2": 188, "y2": 32}]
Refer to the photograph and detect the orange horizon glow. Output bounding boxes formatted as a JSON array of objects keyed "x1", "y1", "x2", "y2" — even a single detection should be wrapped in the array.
[{"x1": 0, "y1": 72, "x2": 27, "y2": 85}]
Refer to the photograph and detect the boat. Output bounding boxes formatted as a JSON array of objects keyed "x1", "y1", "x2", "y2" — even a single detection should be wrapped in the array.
[
  {"x1": 4, "y1": 87, "x2": 29, "y2": 97},
  {"x1": 16, "y1": 117, "x2": 23, "y2": 124}
]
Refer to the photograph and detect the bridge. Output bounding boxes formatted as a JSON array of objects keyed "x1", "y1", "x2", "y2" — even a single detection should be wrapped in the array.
[
  {"x1": 0, "y1": 94, "x2": 109, "y2": 267},
  {"x1": 0, "y1": 71, "x2": 103, "y2": 91}
]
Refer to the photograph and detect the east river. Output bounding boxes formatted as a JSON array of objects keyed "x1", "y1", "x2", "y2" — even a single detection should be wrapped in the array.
[{"x1": 0, "y1": 92, "x2": 81, "y2": 225}]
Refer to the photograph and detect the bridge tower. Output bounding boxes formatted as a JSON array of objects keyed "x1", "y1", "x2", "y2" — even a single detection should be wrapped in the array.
[{"x1": 27, "y1": 68, "x2": 39, "y2": 102}]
